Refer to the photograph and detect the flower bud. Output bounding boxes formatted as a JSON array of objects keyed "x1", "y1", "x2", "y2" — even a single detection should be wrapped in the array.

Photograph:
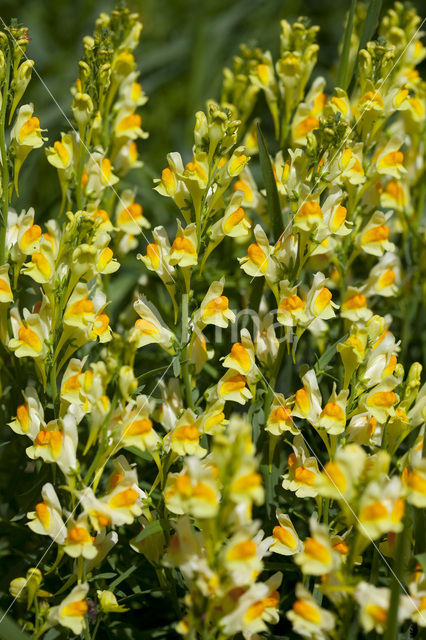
[
  {"x1": 82, "y1": 35, "x2": 95, "y2": 54},
  {"x1": 358, "y1": 49, "x2": 372, "y2": 79},
  {"x1": 26, "y1": 568, "x2": 42, "y2": 608},
  {"x1": 394, "y1": 363, "x2": 404, "y2": 379},
  {"x1": 112, "y1": 52, "x2": 135, "y2": 83},
  {"x1": 72, "y1": 92, "x2": 93, "y2": 130},
  {"x1": 98, "y1": 63, "x2": 111, "y2": 87},
  {"x1": 10, "y1": 60, "x2": 34, "y2": 120},
  {"x1": 0, "y1": 50, "x2": 5, "y2": 82},
  {"x1": 9, "y1": 577, "x2": 27, "y2": 601},
  {"x1": 402, "y1": 362, "x2": 422, "y2": 410},
  {"x1": 97, "y1": 590, "x2": 129, "y2": 613},
  {"x1": 78, "y1": 60, "x2": 91, "y2": 84},
  {"x1": 118, "y1": 365, "x2": 137, "y2": 400}
]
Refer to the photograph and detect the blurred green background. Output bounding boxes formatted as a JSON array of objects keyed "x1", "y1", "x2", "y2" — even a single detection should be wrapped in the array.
[{"x1": 0, "y1": 0, "x2": 424, "y2": 224}]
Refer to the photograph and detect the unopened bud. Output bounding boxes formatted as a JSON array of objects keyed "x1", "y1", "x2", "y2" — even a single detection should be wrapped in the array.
[
  {"x1": 98, "y1": 63, "x2": 111, "y2": 87},
  {"x1": 72, "y1": 92, "x2": 93, "y2": 129},
  {"x1": 112, "y1": 52, "x2": 135, "y2": 83},
  {"x1": 9, "y1": 60, "x2": 34, "y2": 119},
  {"x1": 0, "y1": 50, "x2": 5, "y2": 82},
  {"x1": 78, "y1": 61, "x2": 91, "y2": 83},
  {"x1": 118, "y1": 365, "x2": 137, "y2": 400}
]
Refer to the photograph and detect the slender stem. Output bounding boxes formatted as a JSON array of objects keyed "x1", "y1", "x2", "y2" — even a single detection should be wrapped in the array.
[
  {"x1": 50, "y1": 359, "x2": 57, "y2": 407},
  {"x1": 181, "y1": 292, "x2": 194, "y2": 410},
  {"x1": 91, "y1": 616, "x2": 101, "y2": 640},
  {"x1": 383, "y1": 515, "x2": 411, "y2": 640},
  {"x1": 262, "y1": 339, "x2": 286, "y2": 519},
  {"x1": 75, "y1": 126, "x2": 88, "y2": 210},
  {"x1": 0, "y1": 46, "x2": 11, "y2": 265},
  {"x1": 264, "y1": 339, "x2": 286, "y2": 419},
  {"x1": 369, "y1": 546, "x2": 380, "y2": 585}
]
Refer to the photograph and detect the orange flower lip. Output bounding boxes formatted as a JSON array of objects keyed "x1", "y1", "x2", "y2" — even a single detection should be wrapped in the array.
[
  {"x1": 226, "y1": 539, "x2": 257, "y2": 561},
  {"x1": 273, "y1": 525, "x2": 296, "y2": 549},
  {"x1": 247, "y1": 243, "x2": 267, "y2": 270},
  {"x1": 171, "y1": 236, "x2": 196, "y2": 254},
  {"x1": 279, "y1": 295, "x2": 304, "y2": 312},
  {"x1": 342, "y1": 293, "x2": 367, "y2": 310}
]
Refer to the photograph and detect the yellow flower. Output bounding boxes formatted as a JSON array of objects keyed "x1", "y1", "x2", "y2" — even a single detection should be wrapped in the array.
[
  {"x1": 168, "y1": 409, "x2": 206, "y2": 457},
  {"x1": 358, "y1": 476, "x2": 404, "y2": 539},
  {"x1": 402, "y1": 461, "x2": 426, "y2": 508},
  {"x1": 194, "y1": 277, "x2": 236, "y2": 329},
  {"x1": 8, "y1": 386, "x2": 45, "y2": 438},
  {"x1": 47, "y1": 583, "x2": 89, "y2": 635},
  {"x1": 0, "y1": 264, "x2": 13, "y2": 303},
  {"x1": 115, "y1": 109, "x2": 147, "y2": 141},
  {"x1": 222, "y1": 526, "x2": 271, "y2": 586},
  {"x1": 358, "y1": 211, "x2": 395, "y2": 257},
  {"x1": 305, "y1": 273, "x2": 338, "y2": 321},
  {"x1": 64, "y1": 517, "x2": 97, "y2": 559},
  {"x1": 295, "y1": 519, "x2": 339, "y2": 576},
  {"x1": 217, "y1": 369, "x2": 253, "y2": 405},
  {"x1": 365, "y1": 252, "x2": 400, "y2": 298},
  {"x1": 165, "y1": 458, "x2": 219, "y2": 518},
  {"x1": 169, "y1": 221, "x2": 198, "y2": 267},
  {"x1": 46, "y1": 132, "x2": 74, "y2": 171},
  {"x1": 270, "y1": 511, "x2": 302, "y2": 555},
  {"x1": 239, "y1": 224, "x2": 276, "y2": 281},
  {"x1": 282, "y1": 436, "x2": 320, "y2": 498},
  {"x1": 27, "y1": 483, "x2": 66, "y2": 544},
  {"x1": 9, "y1": 306, "x2": 49, "y2": 359},
  {"x1": 338, "y1": 144, "x2": 366, "y2": 185},
  {"x1": 317, "y1": 385, "x2": 348, "y2": 434},
  {"x1": 266, "y1": 394, "x2": 298, "y2": 436},
  {"x1": 277, "y1": 280, "x2": 306, "y2": 327},
  {"x1": 292, "y1": 369, "x2": 322, "y2": 425},
  {"x1": 354, "y1": 582, "x2": 413, "y2": 633},
  {"x1": 130, "y1": 298, "x2": 175, "y2": 353},
  {"x1": 222, "y1": 329, "x2": 256, "y2": 381},
  {"x1": 316, "y1": 443, "x2": 367, "y2": 501},
  {"x1": 11, "y1": 104, "x2": 46, "y2": 180},
  {"x1": 287, "y1": 584, "x2": 335, "y2": 637},
  {"x1": 116, "y1": 189, "x2": 150, "y2": 234},
  {"x1": 97, "y1": 590, "x2": 129, "y2": 613},
  {"x1": 341, "y1": 286, "x2": 372, "y2": 322},
  {"x1": 373, "y1": 137, "x2": 407, "y2": 179}
]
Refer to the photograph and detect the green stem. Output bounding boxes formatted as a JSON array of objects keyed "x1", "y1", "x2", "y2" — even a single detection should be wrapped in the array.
[
  {"x1": 181, "y1": 292, "x2": 194, "y2": 410},
  {"x1": 369, "y1": 546, "x2": 380, "y2": 585},
  {"x1": 0, "y1": 47, "x2": 11, "y2": 265},
  {"x1": 264, "y1": 339, "x2": 286, "y2": 418},
  {"x1": 50, "y1": 360, "x2": 57, "y2": 408},
  {"x1": 75, "y1": 126, "x2": 88, "y2": 210},
  {"x1": 91, "y1": 616, "x2": 101, "y2": 640},
  {"x1": 262, "y1": 339, "x2": 286, "y2": 519},
  {"x1": 383, "y1": 515, "x2": 411, "y2": 640}
]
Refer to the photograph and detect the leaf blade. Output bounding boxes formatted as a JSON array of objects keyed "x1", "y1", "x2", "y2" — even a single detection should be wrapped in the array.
[
  {"x1": 337, "y1": 0, "x2": 357, "y2": 90},
  {"x1": 257, "y1": 123, "x2": 283, "y2": 241}
]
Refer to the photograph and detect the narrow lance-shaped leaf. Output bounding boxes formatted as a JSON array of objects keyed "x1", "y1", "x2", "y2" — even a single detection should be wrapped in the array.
[
  {"x1": 0, "y1": 610, "x2": 33, "y2": 640},
  {"x1": 257, "y1": 123, "x2": 283, "y2": 241},
  {"x1": 337, "y1": 0, "x2": 357, "y2": 91},
  {"x1": 358, "y1": 0, "x2": 383, "y2": 52}
]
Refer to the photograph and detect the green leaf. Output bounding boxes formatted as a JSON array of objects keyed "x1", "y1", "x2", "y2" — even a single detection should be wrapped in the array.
[
  {"x1": 109, "y1": 563, "x2": 138, "y2": 590},
  {"x1": 314, "y1": 333, "x2": 349, "y2": 377},
  {"x1": 337, "y1": 0, "x2": 357, "y2": 91},
  {"x1": 257, "y1": 123, "x2": 283, "y2": 241},
  {"x1": 131, "y1": 519, "x2": 164, "y2": 545},
  {"x1": 416, "y1": 552, "x2": 426, "y2": 574},
  {"x1": 0, "y1": 610, "x2": 32, "y2": 640},
  {"x1": 358, "y1": 0, "x2": 383, "y2": 52}
]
